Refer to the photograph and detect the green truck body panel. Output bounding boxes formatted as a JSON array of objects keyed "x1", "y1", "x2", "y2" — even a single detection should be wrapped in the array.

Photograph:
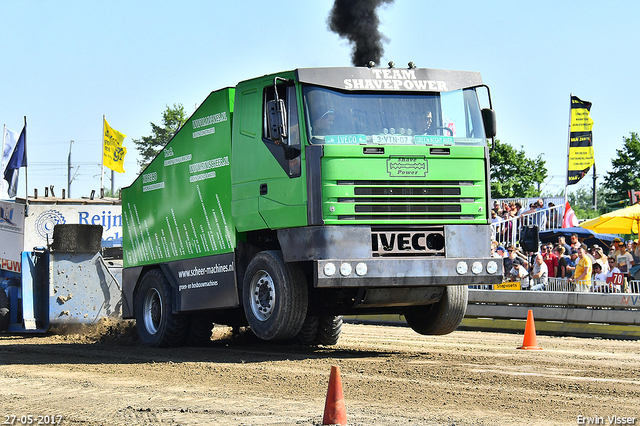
[{"x1": 123, "y1": 88, "x2": 236, "y2": 268}]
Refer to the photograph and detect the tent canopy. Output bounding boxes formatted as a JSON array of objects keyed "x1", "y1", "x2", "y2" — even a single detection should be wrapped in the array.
[
  {"x1": 539, "y1": 227, "x2": 618, "y2": 251},
  {"x1": 580, "y1": 204, "x2": 640, "y2": 234}
]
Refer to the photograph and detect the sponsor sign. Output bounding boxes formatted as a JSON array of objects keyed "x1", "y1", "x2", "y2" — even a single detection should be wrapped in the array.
[
  {"x1": 567, "y1": 96, "x2": 594, "y2": 186},
  {"x1": 387, "y1": 157, "x2": 427, "y2": 177},
  {"x1": 296, "y1": 67, "x2": 484, "y2": 93},
  {"x1": 24, "y1": 204, "x2": 122, "y2": 250},
  {"x1": 1, "y1": 201, "x2": 122, "y2": 272},
  {"x1": 372, "y1": 230, "x2": 442, "y2": 255},
  {"x1": 494, "y1": 281, "x2": 521, "y2": 290},
  {"x1": 162, "y1": 253, "x2": 238, "y2": 311},
  {"x1": 0, "y1": 200, "x2": 25, "y2": 269}
]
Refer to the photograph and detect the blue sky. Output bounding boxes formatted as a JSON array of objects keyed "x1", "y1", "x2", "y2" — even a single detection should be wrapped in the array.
[{"x1": 1, "y1": 0, "x2": 637, "y2": 199}]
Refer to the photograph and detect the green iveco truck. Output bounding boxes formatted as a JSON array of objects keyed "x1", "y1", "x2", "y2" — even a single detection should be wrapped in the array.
[{"x1": 121, "y1": 65, "x2": 502, "y2": 347}]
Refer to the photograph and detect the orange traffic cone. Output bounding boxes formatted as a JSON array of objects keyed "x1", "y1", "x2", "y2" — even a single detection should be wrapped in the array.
[
  {"x1": 323, "y1": 365, "x2": 347, "y2": 426},
  {"x1": 517, "y1": 309, "x2": 542, "y2": 350}
]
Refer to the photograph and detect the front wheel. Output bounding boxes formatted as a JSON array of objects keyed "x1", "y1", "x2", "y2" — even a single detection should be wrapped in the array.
[
  {"x1": 134, "y1": 269, "x2": 188, "y2": 347},
  {"x1": 404, "y1": 285, "x2": 468, "y2": 335},
  {"x1": 242, "y1": 251, "x2": 308, "y2": 341}
]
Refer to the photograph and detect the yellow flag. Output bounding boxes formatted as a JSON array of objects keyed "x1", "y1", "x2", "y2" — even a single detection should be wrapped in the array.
[{"x1": 103, "y1": 117, "x2": 127, "y2": 173}]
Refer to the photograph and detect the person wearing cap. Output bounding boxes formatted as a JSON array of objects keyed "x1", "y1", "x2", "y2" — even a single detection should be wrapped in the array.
[
  {"x1": 616, "y1": 242, "x2": 634, "y2": 277},
  {"x1": 572, "y1": 244, "x2": 592, "y2": 292},
  {"x1": 566, "y1": 248, "x2": 579, "y2": 278},
  {"x1": 610, "y1": 237, "x2": 623, "y2": 259},
  {"x1": 509, "y1": 261, "x2": 530, "y2": 290},
  {"x1": 504, "y1": 245, "x2": 528, "y2": 280},
  {"x1": 494, "y1": 245, "x2": 506, "y2": 258}
]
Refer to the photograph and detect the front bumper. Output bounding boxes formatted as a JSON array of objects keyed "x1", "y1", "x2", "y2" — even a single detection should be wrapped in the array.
[{"x1": 315, "y1": 257, "x2": 502, "y2": 287}]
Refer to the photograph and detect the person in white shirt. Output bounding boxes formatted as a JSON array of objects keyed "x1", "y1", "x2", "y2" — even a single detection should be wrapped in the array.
[
  {"x1": 616, "y1": 244, "x2": 634, "y2": 277},
  {"x1": 592, "y1": 263, "x2": 608, "y2": 292},
  {"x1": 510, "y1": 263, "x2": 529, "y2": 290},
  {"x1": 530, "y1": 253, "x2": 548, "y2": 291},
  {"x1": 605, "y1": 258, "x2": 623, "y2": 292}
]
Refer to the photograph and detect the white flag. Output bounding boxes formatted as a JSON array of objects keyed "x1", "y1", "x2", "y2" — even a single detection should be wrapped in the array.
[
  {"x1": 1, "y1": 127, "x2": 19, "y2": 199},
  {"x1": 2, "y1": 128, "x2": 19, "y2": 173}
]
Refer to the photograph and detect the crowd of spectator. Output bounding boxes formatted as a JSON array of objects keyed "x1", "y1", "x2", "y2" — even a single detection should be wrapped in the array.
[
  {"x1": 491, "y1": 198, "x2": 563, "y2": 242},
  {"x1": 490, "y1": 235, "x2": 640, "y2": 293}
]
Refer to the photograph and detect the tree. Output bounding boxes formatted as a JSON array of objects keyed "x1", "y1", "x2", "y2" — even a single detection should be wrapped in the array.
[
  {"x1": 489, "y1": 140, "x2": 547, "y2": 198},
  {"x1": 566, "y1": 185, "x2": 612, "y2": 220},
  {"x1": 603, "y1": 132, "x2": 640, "y2": 206},
  {"x1": 133, "y1": 104, "x2": 187, "y2": 173}
]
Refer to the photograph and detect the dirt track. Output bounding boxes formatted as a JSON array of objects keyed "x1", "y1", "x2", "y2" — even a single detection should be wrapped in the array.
[{"x1": 0, "y1": 321, "x2": 638, "y2": 426}]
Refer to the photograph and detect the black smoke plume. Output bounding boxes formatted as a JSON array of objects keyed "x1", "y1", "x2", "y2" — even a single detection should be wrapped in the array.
[{"x1": 328, "y1": 0, "x2": 394, "y2": 67}]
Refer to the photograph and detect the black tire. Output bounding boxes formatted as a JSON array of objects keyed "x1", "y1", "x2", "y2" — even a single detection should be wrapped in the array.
[
  {"x1": 0, "y1": 289, "x2": 9, "y2": 332},
  {"x1": 293, "y1": 315, "x2": 319, "y2": 345},
  {"x1": 316, "y1": 315, "x2": 343, "y2": 346},
  {"x1": 185, "y1": 313, "x2": 214, "y2": 347},
  {"x1": 134, "y1": 269, "x2": 188, "y2": 347},
  {"x1": 242, "y1": 250, "x2": 308, "y2": 341},
  {"x1": 404, "y1": 285, "x2": 468, "y2": 336}
]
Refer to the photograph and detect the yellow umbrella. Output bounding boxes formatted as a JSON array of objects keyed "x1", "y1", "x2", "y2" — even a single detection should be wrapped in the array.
[{"x1": 580, "y1": 204, "x2": 640, "y2": 234}]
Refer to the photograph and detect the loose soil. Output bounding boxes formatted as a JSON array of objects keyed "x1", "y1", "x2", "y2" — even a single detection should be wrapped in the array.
[{"x1": 0, "y1": 320, "x2": 638, "y2": 425}]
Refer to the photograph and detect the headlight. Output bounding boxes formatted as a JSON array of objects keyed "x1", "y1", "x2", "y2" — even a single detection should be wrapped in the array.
[
  {"x1": 486, "y1": 261, "x2": 498, "y2": 274},
  {"x1": 456, "y1": 261, "x2": 468, "y2": 275},
  {"x1": 340, "y1": 263, "x2": 352, "y2": 276},
  {"x1": 471, "y1": 262, "x2": 483, "y2": 275},
  {"x1": 324, "y1": 262, "x2": 336, "y2": 276},
  {"x1": 355, "y1": 262, "x2": 367, "y2": 276}
]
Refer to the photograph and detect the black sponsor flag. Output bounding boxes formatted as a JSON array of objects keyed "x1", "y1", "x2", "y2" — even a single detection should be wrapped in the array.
[{"x1": 566, "y1": 96, "x2": 594, "y2": 185}]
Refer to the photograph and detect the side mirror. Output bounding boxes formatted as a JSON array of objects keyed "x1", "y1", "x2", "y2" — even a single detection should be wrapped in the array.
[
  {"x1": 267, "y1": 99, "x2": 288, "y2": 143},
  {"x1": 482, "y1": 108, "x2": 496, "y2": 139}
]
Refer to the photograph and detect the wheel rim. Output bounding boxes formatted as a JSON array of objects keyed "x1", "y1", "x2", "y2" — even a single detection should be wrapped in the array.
[
  {"x1": 143, "y1": 288, "x2": 162, "y2": 335},
  {"x1": 249, "y1": 269, "x2": 275, "y2": 322}
]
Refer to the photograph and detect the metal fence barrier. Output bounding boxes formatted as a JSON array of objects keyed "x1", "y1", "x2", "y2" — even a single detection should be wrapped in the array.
[
  {"x1": 470, "y1": 278, "x2": 640, "y2": 294},
  {"x1": 465, "y1": 288, "x2": 640, "y2": 326}
]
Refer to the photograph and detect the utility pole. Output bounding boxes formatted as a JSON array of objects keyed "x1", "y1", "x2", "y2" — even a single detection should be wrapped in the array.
[
  {"x1": 592, "y1": 163, "x2": 597, "y2": 210},
  {"x1": 67, "y1": 140, "x2": 73, "y2": 198}
]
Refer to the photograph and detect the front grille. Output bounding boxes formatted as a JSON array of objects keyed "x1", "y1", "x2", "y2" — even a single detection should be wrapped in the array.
[{"x1": 327, "y1": 180, "x2": 482, "y2": 223}]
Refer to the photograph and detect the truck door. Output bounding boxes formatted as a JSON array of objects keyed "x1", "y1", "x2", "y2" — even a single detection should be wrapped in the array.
[{"x1": 231, "y1": 78, "x2": 307, "y2": 232}]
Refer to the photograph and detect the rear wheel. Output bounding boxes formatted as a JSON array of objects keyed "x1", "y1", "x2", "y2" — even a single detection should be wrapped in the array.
[
  {"x1": 316, "y1": 315, "x2": 343, "y2": 346},
  {"x1": 185, "y1": 313, "x2": 214, "y2": 347},
  {"x1": 404, "y1": 285, "x2": 468, "y2": 335},
  {"x1": 134, "y1": 269, "x2": 188, "y2": 347},
  {"x1": 293, "y1": 315, "x2": 342, "y2": 346},
  {"x1": 293, "y1": 315, "x2": 319, "y2": 345},
  {"x1": 242, "y1": 250, "x2": 308, "y2": 341},
  {"x1": 0, "y1": 289, "x2": 9, "y2": 331}
]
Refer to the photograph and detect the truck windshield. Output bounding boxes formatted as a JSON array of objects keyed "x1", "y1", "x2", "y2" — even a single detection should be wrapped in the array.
[{"x1": 302, "y1": 85, "x2": 486, "y2": 146}]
